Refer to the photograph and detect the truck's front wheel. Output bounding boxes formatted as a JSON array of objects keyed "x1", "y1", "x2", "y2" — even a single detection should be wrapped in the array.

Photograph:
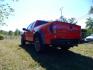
[{"x1": 21, "y1": 37, "x2": 26, "y2": 46}]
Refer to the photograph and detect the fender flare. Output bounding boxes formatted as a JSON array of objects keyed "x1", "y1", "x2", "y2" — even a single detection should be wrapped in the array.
[{"x1": 34, "y1": 31, "x2": 45, "y2": 44}]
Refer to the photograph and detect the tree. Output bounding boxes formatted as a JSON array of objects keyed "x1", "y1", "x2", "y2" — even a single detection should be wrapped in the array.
[
  {"x1": 14, "y1": 29, "x2": 21, "y2": 36},
  {"x1": 89, "y1": 6, "x2": 93, "y2": 14},
  {"x1": 59, "y1": 16, "x2": 77, "y2": 24},
  {"x1": 8, "y1": 30, "x2": 13, "y2": 36},
  {"x1": 68, "y1": 18, "x2": 77, "y2": 24},
  {"x1": 86, "y1": 17, "x2": 93, "y2": 33},
  {"x1": 89, "y1": 0, "x2": 93, "y2": 14},
  {"x1": 59, "y1": 16, "x2": 68, "y2": 22},
  {"x1": 0, "y1": 0, "x2": 18, "y2": 26},
  {"x1": 0, "y1": 30, "x2": 8, "y2": 35}
]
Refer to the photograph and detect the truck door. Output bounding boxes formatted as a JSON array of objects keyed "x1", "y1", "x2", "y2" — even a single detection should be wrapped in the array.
[{"x1": 25, "y1": 22, "x2": 35, "y2": 41}]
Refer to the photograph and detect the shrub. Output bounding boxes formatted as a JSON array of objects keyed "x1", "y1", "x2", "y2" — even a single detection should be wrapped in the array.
[{"x1": 0, "y1": 34, "x2": 4, "y2": 40}]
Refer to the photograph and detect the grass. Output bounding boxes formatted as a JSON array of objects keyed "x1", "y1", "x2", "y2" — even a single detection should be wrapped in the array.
[
  {"x1": 0, "y1": 38, "x2": 93, "y2": 70},
  {"x1": 70, "y1": 43, "x2": 93, "y2": 58},
  {"x1": 0, "y1": 39, "x2": 44, "y2": 70}
]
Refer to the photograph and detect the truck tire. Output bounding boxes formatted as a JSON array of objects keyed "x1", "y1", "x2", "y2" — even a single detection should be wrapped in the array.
[
  {"x1": 34, "y1": 34, "x2": 44, "y2": 52},
  {"x1": 21, "y1": 37, "x2": 26, "y2": 46}
]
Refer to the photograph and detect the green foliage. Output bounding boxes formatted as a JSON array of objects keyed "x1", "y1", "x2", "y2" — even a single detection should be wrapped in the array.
[
  {"x1": 0, "y1": 34, "x2": 4, "y2": 40},
  {"x1": 0, "y1": 2, "x2": 14, "y2": 25},
  {"x1": 86, "y1": 17, "x2": 93, "y2": 33},
  {"x1": 14, "y1": 29, "x2": 21, "y2": 36},
  {"x1": 0, "y1": 29, "x2": 21, "y2": 37},
  {"x1": 81, "y1": 29, "x2": 87, "y2": 38},
  {"x1": 81, "y1": 28, "x2": 93, "y2": 38},
  {"x1": 86, "y1": 29, "x2": 93, "y2": 36},
  {"x1": 83, "y1": 17, "x2": 93, "y2": 37},
  {"x1": 60, "y1": 16, "x2": 77, "y2": 24},
  {"x1": 8, "y1": 30, "x2": 13, "y2": 36},
  {"x1": 0, "y1": 0, "x2": 18, "y2": 26},
  {"x1": 60, "y1": 16, "x2": 68, "y2": 22},
  {"x1": 68, "y1": 18, "x2": 77, "y2": 24},
  {"x1": 0, "y1": 30, "x2": 8, "y2": 35},
  {"x1": 89, "y1": 6, "x2": 93, "y2": 14}
]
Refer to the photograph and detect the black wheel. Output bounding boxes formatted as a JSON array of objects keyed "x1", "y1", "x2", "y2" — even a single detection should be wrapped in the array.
[
  {"x1": 21, "y1": 37, "x2": 26, "y2": 46},
  {"x1": 34, "y1": 35, "x2": 44, "y2": 52}
]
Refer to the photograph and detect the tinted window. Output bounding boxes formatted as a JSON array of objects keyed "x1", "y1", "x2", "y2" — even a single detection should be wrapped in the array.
[
  {"x1": 27, "y1": 24, "x2": 32, "y2": 30},
  {"x1": 35, "y1": 21, "x2": 48, "y2": 27},
  {"x1": 27, "y1": 22, "x2": 35, "y2": 30}
]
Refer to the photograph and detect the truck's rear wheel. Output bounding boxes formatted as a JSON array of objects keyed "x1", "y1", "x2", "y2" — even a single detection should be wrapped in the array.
[{"x1": 34, "y1": 35, "x2": 44, "y2": 52}]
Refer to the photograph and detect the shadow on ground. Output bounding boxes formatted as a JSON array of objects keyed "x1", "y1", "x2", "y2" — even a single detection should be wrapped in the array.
[{"x1": 20, "y1": 44, "x2": 93, "y2": 70}]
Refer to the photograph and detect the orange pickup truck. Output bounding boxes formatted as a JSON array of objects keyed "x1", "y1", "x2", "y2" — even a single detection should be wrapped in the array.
[{"x1": 21, "y1": 20, "x2": 81, "y2": 52}]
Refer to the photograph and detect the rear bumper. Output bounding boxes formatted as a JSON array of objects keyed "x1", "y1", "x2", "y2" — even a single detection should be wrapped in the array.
[{"x1": 50, "y1": 39, "x2": 81, "y2": 46}]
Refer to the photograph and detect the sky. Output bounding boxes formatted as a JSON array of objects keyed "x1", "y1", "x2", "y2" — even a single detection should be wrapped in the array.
[{"x1": 1, "y1": 0, "x2": 92, "y2": 31}]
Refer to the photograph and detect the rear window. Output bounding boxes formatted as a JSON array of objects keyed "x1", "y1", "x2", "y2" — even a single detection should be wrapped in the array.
[{"x1": 35, "y1": 21, "x2": 48, "y2": 27}]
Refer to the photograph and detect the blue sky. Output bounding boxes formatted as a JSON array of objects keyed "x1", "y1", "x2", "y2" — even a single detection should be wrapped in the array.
[{"x1": 1, "y1": 0, "x2": 92, "y2": 31}]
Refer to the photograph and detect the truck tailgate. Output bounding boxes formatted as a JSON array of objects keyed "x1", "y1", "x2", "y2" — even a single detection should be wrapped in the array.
[{"x1": 51, "y1": 21, "x2": 81, "y2": 39}]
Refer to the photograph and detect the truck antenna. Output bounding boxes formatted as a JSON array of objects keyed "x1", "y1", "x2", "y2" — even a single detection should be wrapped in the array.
[
  {"x1": 60, "y1": 7, "x2": 64, "y2": 21},
  {"x1": 60, "y1": 7, "x2": 63, "y2": 17}
]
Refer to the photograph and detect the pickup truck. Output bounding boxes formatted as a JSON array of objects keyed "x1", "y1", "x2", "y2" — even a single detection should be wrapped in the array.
[{"x1": 21, "y1": 20, "x2": 81, "y2": 52}]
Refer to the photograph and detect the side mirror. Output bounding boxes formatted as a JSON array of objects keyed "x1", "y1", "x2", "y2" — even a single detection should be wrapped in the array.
[{"x1": 23, "y1": 28, "x2": 30, "y2": 31}]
